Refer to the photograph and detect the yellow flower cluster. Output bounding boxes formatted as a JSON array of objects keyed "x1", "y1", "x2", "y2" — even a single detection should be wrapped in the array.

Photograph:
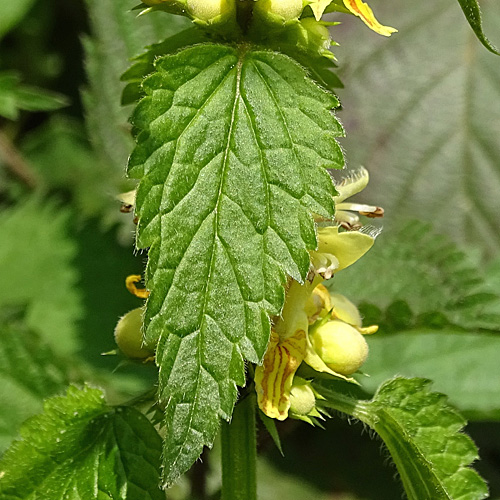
[{"x1": 255, "y1": 168, "x2": 382, "y2": 421}]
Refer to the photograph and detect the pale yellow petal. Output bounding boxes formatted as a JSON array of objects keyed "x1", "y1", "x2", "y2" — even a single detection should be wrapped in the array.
[
  {"x1": 335, "y1": 167, "x2": 370, "y2": 203},
  {"x1": 255, "y1": 330, "x2": 307, "y2": 420},
  {"x1": 317, "y1": 226, "x2": 374, "y2": 272}
]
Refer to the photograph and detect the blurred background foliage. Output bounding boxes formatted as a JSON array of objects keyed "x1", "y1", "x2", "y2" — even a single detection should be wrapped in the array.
[{"x1": 0, "y1": 0, "x2": 498, "y2": 498}]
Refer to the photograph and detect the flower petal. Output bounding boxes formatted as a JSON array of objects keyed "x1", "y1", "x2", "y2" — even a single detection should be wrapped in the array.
[
  {"x1": 317, "y1": 226, "x2": 374, "y2": 272},
  {"x1": 334, "y1": 166, "x2": 370, "y2": 203},
  {"x1": 342, "y1": 0, "x2": 397, "y2": 37},
  {"x1": 255, "y1": 330, "x2": 307, "y2": 420}
]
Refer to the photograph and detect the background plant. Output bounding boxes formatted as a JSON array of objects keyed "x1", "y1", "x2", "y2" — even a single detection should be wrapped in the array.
[{"x1": 0, "y1": 0, "x2": 499, "y2": 499}]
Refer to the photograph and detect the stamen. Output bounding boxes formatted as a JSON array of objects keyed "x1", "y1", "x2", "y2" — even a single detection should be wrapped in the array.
[{"x1": 126, "y1": 274, "x2": 150, "y2": 299}]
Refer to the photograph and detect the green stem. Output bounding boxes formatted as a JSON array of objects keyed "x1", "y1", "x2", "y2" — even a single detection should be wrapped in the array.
[{"x1": 220, "y1": 393, "x2": 257, "y2": 500}]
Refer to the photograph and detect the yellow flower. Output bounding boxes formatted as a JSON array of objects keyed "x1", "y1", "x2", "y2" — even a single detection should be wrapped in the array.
[
  {"x1": 254, "y1": 329, "x2": 307, "y2": 420},
  {"x1": 333, "y1": 167, "x2": 384, "y2": 230},
  {"x1": 309, "y1": 319, "x2": 368, "y2": 375},
  {"x1": 255, "y1": 226, "x2": 376, "y2": 419},
  {"x1": 305, "y1": 0, "x2": 397, "y2": 37}
]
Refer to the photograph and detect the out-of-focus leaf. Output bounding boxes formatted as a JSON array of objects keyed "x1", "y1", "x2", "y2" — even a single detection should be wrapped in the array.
[
  {"x1": 317, "y1": 378, "x2": 488, "y2": 500},
  {"x1": 456, "y1": 0, "x2": 500, "y2": 55},
  {"x1": 0, "y1": 318, "x2": 69, "y2": 453},
  {"x1": 82, "y1": 0, "x2": 189, "y2": 175},
  {"x1": 0, "y1": 196, "x2": 82, "y2": 354},
  {"x1": 0, "y1": 72, "x2": 68, "y2": 121},
  {"x1": 20, "y1": 116, "x2": 132, "y2": 229},
  {"x1": 335, "y1": 0, "x2": 500, "y2": 255},
  {"x1": 361, "y1": 329, "x2": 500, "y2": 419},
  {"x1": 0, "y1": 386, "x2": 164, "y2": 500},
  {"x1": 0, "y1": 0, "x2": 37, "y2": 40},
  {"x1": 331, "y1": 221, "x2": 500, "y2": 332}
]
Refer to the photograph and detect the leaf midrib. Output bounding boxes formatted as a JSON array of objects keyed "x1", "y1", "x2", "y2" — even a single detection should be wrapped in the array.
[{"x1": 168, "y1": 47, "x2": 247, "y2": 474}]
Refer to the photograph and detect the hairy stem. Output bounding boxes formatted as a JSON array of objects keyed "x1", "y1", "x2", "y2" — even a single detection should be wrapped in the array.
[{"x1": 220, "y1": 393, "x2": 257, "y2": 500}]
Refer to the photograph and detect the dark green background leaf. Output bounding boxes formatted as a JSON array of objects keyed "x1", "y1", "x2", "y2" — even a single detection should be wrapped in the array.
[
  {"x1": 331, "y1": 221, "x2": 500, "y2": 332},
  {"x1": 0, "y1": 197, "x2": 83, "y2": 355},
  {"x1": 0, "y1": 72, "x2": 67, "y2": 121},
  {"x1": 360, "y1": 329, "x2": 500, "y2": 419},
  {"x1": 0, "y1": 0, "x2": 37, "y2": 40},
  {"x1": 0, "y1": 319, "x2": 69, "y2": 453}
]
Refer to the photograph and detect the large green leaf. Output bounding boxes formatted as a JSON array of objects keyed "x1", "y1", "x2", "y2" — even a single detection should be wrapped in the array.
[
  {"x1": 316, "y1": 378, "x2": 488, "y2": 500},
  {"x1": 335, "y1": 0, "x2": 500, "y2": 255},
  {"x1": 0, "y1": 386, "x2": 164, "y2": 500},
  {"x1": 128, "y1": 43, "x2": 343, "y2": 483},
  {"x1": 0, "y1": 197, "x2": 82, "y2": 355}
]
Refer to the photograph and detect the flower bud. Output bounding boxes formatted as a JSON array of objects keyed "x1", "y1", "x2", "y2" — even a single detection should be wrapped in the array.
[
  {"x1": 254, "y1": 0, "x2": 303, "y2": 21},
  {"x1": 186, "y1": 0, "x2": 234, "y2": 22},
  {"x1": 289, "y1": 378, "x2": 316, "y2": 416},
  {"x1": 114, "y1": 307, "x2": 155, "y2": 360},
  {"x1": 309, "y1": 320, "x2": 368, "y2": 375}
]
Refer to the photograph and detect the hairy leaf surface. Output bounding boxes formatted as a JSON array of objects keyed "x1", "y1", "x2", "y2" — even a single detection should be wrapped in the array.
[
  {"x1": 317, "y1": 378, "x2": 488, "y2": 500},
  {"x1": 0, "y1": 386, "x2": 164, "y2": 500},
  {"x1": 128, "y1": 43, "x2": 343, "y2": 483}
]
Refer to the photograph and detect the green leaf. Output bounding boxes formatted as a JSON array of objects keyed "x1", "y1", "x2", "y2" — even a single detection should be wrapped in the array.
[
  {"x1": 316, "y1": 377, "x2": 489, "y2": 500},
  {"x1": 359, "y1": 329, "x2": 500, "y2": 420},
  {"x1": 121, "y1": 27, "x2": 209, "y2": 105},
  {"x1": 18, "y1": 116, "x2": 137, "y2": 232},
  {"x1": 82, "y1": 0, "x2": 190, "y2": 175},
  {"x1": 0, "y1": 318, "x2": 69, "y2": 453},
  {"x1": 331, "y1": 221, "x2": 500, "y2": 332},
  {"x1": 0, "y1": 0, "x2": 36, "y2": 39},
  {"x1": 0, "y1": 385, "x2": 164, "y2": 500},
  {"x1": 0, "y1": 197, "x2": 83, "y2": 355},
  {"x1": 0, "y1": 72, "x2": 68, "y2": 121},
  {"x1": 128, "y1": 43, "x2": 343, "y2": 483},
  {"x1": 456, "y1": 0, "x2": 500, "y2": 55},
  {"x1": 335, "y1": 0, "x2": 500, "y2": 255}
]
